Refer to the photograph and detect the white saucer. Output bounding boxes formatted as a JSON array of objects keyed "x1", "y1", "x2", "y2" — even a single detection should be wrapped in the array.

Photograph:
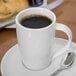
[{"x1": 1, "y1": 38, "x2": 76, "y2": 76}]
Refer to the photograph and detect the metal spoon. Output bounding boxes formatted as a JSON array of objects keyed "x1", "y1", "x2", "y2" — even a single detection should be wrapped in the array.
[{"x1": 51, "y1": 52, "x2": 75, "y2": 76}]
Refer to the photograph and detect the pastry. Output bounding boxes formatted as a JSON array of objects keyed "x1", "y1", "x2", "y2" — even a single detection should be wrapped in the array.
[{"x1": 0, "y1": 0, "x2": 29, "y2": 22}]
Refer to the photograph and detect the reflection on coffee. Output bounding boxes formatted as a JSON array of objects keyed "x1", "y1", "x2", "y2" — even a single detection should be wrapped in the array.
[{"x1": 20, "y1": 15, "x2": 52, "y2": 29}]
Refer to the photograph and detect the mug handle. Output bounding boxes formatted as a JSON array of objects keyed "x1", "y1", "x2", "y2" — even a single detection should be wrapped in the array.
[
  {"x1": 52, "y1": 23, "x2": 72, "y2": 60},
  {"x1": 45, "y1": 0, "x2": 64, "y2": 10}
]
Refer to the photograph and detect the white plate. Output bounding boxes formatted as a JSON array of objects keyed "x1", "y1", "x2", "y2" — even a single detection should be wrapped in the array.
[
  {"x1": 0, "y1": 18, "x2": 16, "y2": 28},
  {"x1": 1, "y1": 38, "x2": 76, "y2": 76}
]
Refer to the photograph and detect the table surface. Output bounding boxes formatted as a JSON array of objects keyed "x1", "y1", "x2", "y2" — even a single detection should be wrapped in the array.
[{"x1": 0, "y1": 0, "x2": 76, "y2": 75}]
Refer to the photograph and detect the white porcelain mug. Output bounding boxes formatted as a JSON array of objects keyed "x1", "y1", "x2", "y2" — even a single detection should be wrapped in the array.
[
  {"x1": 37, "y1": 0, "x2": 64, "y2": 9},
  {"x1": 16, "y1": 7, "x2": 72, "y2": 71}
]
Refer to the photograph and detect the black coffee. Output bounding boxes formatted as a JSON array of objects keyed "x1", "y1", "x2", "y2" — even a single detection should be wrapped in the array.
[{"x1": 20, "y1": 15, "x2": 52, "y2": 29}]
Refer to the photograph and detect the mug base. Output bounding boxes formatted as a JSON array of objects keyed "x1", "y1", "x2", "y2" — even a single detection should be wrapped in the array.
[{"x1": 22, "y1": 60, "x2": 52, "y2": 71}]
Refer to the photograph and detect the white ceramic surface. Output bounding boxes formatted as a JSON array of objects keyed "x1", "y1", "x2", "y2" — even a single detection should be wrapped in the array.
[
  {"x1": 16, "y1": 7, "x2": 72, "y2": 70},
  {"x1": 1, "y1": 38, "x2": 76, "y2": 76},
  {"x1": 0, "y1": 0, "x2": 64, "y2": 28},
  {"x1": 43, "y1": 0, "x2": 64, "y2": 9}
]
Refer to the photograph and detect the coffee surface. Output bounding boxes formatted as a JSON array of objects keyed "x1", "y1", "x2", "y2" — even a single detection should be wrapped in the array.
[{"x1": 21, "y1": 15, "x2": 52, "y2": 29}]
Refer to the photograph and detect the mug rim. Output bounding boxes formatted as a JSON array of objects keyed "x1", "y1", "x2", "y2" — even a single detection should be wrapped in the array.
[{"x1": 16, "y1": 7, "x2": 56, "y2": 30}]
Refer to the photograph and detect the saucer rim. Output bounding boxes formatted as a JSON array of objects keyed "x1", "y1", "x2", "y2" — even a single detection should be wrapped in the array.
[{"x1": 1, "y1": 38, "x2": 76, "y2": 75}]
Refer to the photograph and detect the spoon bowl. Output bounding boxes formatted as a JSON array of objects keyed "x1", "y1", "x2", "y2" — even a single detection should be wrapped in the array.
[{"x1": 51, "y1": 52, "x2": 75, "y2": 76}]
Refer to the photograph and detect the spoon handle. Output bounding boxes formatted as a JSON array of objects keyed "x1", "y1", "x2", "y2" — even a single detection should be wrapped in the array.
[{"x1": 51, "y1": 68, "x2": 63, "y2": 76}]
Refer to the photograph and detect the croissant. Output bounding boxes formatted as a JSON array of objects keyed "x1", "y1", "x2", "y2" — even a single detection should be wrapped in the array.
[{"x1": 0, "y1": 0, "x2": 29, "y2": 22}]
